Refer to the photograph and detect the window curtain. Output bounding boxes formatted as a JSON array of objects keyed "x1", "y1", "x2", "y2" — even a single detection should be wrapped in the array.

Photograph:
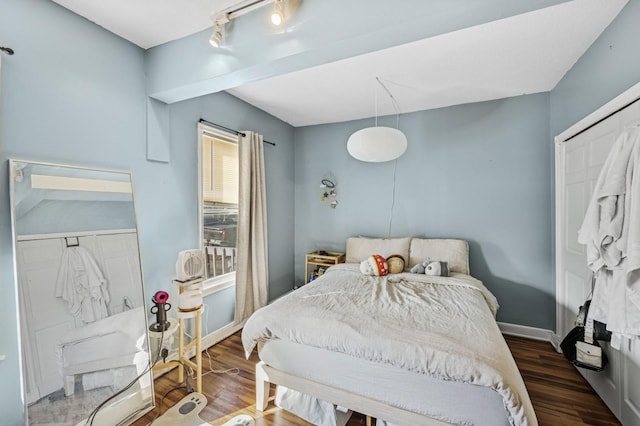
[{"x1": 235, "y1": 131, "x2": 269, "y2": 322}]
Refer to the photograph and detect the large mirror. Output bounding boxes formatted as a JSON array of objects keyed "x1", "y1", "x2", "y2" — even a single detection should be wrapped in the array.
[{"x1": 9, "y1": 160, "x2": 154, "y2": 425}]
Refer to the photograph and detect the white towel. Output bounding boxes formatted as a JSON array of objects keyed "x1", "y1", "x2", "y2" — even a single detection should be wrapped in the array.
[
  {"x1": 624, "y1": 134, "x2": 640, "y2": 309},
  {"x1": 578, "y1": 127, "x2": 636, "y2": 269},
  {"x1": 55, "y1": 245, "x2": 110, "y2": 324},
  {"x1": 578, "y1": 126, "x2": 640, "y2": 345}
]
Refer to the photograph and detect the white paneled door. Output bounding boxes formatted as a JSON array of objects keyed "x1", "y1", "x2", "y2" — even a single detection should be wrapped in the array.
[
  {"x1": 556, "y1": 92, "x2": 640, "y2": 422},
  {"x1": 16, "y1": 231, "x2": 142, "y2": 404}
]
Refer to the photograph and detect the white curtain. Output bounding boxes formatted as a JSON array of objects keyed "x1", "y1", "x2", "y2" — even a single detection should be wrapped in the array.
[{"x1": 235, "y1": 131, "x2": 269, "y2": 322}]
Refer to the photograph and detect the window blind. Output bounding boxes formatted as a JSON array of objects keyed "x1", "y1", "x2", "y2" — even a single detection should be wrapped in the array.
[{"x1": 203, "y1": 135, "x2": 238, "y2": 204}]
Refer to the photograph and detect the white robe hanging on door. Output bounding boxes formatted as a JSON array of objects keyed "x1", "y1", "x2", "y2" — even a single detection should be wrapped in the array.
[
  {"x1": 55, "y1": 245, "x2": 110, "y2": 324},
  {"x1": 577, "y1": 125, "x2": 640, "y2": 347}
]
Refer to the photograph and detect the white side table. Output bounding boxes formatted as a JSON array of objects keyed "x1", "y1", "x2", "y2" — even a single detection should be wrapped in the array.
[{"x1": 152, "y1": 307, "x2": 203, "y2": 393}]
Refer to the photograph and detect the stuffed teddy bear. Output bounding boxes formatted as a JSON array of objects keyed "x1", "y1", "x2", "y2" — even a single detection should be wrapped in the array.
[
  {"x1": 360, "y1": 254, "x2": 390, "y2": 276},
  {"x1": 385, "y1": 254, "x2": 405, "y2": 274},
  {"x1": 410, "y1": 259, "x2": 450, "y2": 277}
]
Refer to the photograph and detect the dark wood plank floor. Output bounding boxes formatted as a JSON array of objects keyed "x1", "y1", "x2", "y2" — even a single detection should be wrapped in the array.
[{"x1": 133, "y1": 332, "x2": 620, "y2": 425}]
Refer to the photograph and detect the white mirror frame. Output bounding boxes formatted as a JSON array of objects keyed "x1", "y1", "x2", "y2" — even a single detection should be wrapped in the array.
[{"x1": 8, "y1": 159, "x2": 155, "y2": 426}]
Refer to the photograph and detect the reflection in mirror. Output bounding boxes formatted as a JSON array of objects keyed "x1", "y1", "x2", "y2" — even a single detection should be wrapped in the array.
[
  {"x1": 9, "y1": 160, "x2": 154, "y2": 425},
  {"x1": 199, "y1": 125, "x2": 238, "y2": 284}
]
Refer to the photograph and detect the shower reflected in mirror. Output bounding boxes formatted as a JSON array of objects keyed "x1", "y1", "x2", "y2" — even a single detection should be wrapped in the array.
[{"x1": 9, "y1": 159, "x2": 154, "y2": 425}]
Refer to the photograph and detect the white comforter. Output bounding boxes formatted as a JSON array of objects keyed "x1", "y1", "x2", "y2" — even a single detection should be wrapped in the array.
[{"x1": 242, "y1": 264, "x2": 537, "y2": 426}]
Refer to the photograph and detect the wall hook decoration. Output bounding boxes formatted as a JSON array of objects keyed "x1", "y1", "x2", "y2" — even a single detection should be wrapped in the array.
[{"x1": 320, "y1": 175, "x2": 338, "y2": 208}]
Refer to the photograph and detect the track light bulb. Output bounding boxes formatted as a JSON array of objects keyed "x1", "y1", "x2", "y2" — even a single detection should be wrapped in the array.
[
  {"x1": 271, "y1": 11, "x2": 283, "y2": 25},
  {"x1": 271, "y1": 0, "x2": 284, "y2": 26}
]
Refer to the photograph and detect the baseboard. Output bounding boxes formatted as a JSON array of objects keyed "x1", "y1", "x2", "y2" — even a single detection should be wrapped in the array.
[
  {"x1": 201, "y1": 320, "x2": 245, "y2": 352},
  {"x1": 153, "y1": 320, "x2": 245, "y2": 380},
  {"x1": 549, "y1": 333, "x2": 563, "y2": 353},
  {"x1": 498, "y1": 322, "x2": 555, "y2": 342}
]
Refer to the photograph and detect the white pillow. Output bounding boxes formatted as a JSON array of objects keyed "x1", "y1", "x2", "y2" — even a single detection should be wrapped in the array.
[
  {"x1": 409, "y1": 238, "x2": 470, "y2": 275},
  {"x1": 345, "y1": 237, "x2": 411, "y2": 265}
]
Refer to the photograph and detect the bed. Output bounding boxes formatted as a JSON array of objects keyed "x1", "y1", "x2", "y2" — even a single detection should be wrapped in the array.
[{"x1": 242, "y1": 237, "x2": 537, "y2": 426}]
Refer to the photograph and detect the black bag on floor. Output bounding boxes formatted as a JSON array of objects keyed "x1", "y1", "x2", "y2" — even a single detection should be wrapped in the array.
[
  {"x1": 561, "y1": 299, "x2": 609, "y2": 372},
  {"x1": 561, "y1": 326, "x2": 608, "y2": 371},
  {"x1": 578, "y1": 300, "x2": 612, "y2": 342},
  {"x1": 575, "y1": 274, "x2": 612, "y2": 342}
]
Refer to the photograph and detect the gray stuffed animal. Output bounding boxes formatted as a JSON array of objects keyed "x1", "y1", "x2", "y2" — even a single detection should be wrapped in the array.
[
  {"x1": 410, "y1": 259, "x2": 430, "y2": 274},
  {"x1": 425, "y1": 261, "x2": 449, "y2": 277},
  {"x1": 410, "y1": 259, "x2": 449, "y2": 277}
]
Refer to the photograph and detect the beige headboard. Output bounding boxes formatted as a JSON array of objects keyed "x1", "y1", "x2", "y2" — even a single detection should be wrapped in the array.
[
  {"x1": 409, "y1": 238, "x2": 469, "y2": 275},
  {"x1": 345, "y1": 236, "x2": 470, "y2": 274},
  {"x1": 345, "y1": 237, "x2": 411, "y2": 265}
]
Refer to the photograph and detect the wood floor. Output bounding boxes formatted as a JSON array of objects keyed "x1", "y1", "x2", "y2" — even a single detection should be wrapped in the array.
[{"x1": 132, "y1": 332, "x2": 620, "y2": 426}]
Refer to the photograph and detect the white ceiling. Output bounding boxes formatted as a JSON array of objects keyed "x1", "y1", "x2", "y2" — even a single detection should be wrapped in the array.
[
  {"x1": 51, "y1": 0, "x2": 627, "y2": 127},
  {"x1": 51, "y1": 0, "x2": 240, "y2": 49}
]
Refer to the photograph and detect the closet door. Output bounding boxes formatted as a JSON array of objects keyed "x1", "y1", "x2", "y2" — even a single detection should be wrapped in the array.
[
  {"x1": 618, "y1": 101, "x2": 640, "y2": 426},
  {"x1": 16, "y1": 232, "x2": 142, "y2": 404},
  {"x1": 557, "y1": 94, "x2": 640, "y2": 422},
  {"x1": 557, "y1": 117, "x2": 618, "y2": 338},
  {"x1": 557, "y1": 117, "x2": 620, "y2": 414},
  {"x1": 622, "y1": 338, "x2": 640, "y2": 425},
  {"x1": 79, "y1": 233, "x2": 142, "y2": 314},
  {"x1": 16, "y1": 239, "x2": 71, "y2": 403}
]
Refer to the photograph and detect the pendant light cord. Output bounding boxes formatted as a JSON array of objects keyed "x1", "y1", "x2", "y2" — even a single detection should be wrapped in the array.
[
  {"x1": 372, "y1": 77, "x2": 403, "y2": 237},
  {"x1": 375, "y1": 77, "x2": 402, "y2": 237},
  {"x1": 388, "y1": 158, "x2": 398, "y2": 237},
  {"x1": 374, "y1": 82, "x2": 378, "y2": 127},
  {"x1": 376, "y1": 77, "x2": 401, "y2": 129}
]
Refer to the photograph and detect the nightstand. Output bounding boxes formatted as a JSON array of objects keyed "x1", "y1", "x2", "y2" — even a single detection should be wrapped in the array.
[
  {"x1": 152, "y1": 307, "x2": 203, "y2": 393},
  {"x1": 305, "y1": 250, "x2": 345, "y2": 283}
]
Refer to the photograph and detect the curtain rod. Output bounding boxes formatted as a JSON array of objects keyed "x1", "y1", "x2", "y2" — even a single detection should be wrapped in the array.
[
  {"x1": 198, "y1": 118, "x2": 276, "y2": 146},
  {"x1": 564, "y1": 95, "x2": 640, "y2": 142}
]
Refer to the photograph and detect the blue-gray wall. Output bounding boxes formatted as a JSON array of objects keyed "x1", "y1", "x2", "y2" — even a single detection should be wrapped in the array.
[
  {"x1": 2, "y1": 0, "x2": 640, "y2": 423},
  {"x1": 0, "y1": 1, "x2": 145, "y2": 424},
  {"x1": 294, "y1": 94, "x2": 554, "y2": 329},
  {"x1": 550, "y1": 0, "x2": 640, "y2": 136},
  {"x1": 0, "y1": 1, "x2": 294, "y2": 424}
]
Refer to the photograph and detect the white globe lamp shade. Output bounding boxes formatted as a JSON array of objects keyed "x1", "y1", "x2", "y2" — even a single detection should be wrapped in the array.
[{"x1": 347, "y1": 127, "x2": 408, "y2": 162}]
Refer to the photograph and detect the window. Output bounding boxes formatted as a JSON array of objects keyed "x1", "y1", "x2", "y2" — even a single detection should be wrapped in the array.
[
  {"x1": 202, "y1": 136, "x2": 238, "y2": 205},
  {"x1": 198, "y1": 124, "x2": 238, "y2": 292}
]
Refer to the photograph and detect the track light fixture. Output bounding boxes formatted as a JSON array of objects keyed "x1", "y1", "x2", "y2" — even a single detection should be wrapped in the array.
[
  {"x1": 209, "y1": 21, "x2": 223, "y2": 47},
  {"x1": 271, "y1": 0, "x2": 284, "y2": 26},
  {"x1": 209, "y1": 0, "x2": 290, "y2": 48}
]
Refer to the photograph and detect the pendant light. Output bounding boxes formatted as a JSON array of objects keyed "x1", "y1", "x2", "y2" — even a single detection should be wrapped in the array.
[{"x1": 347, "y1": 78, "x2": 407, "y2": 162}]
